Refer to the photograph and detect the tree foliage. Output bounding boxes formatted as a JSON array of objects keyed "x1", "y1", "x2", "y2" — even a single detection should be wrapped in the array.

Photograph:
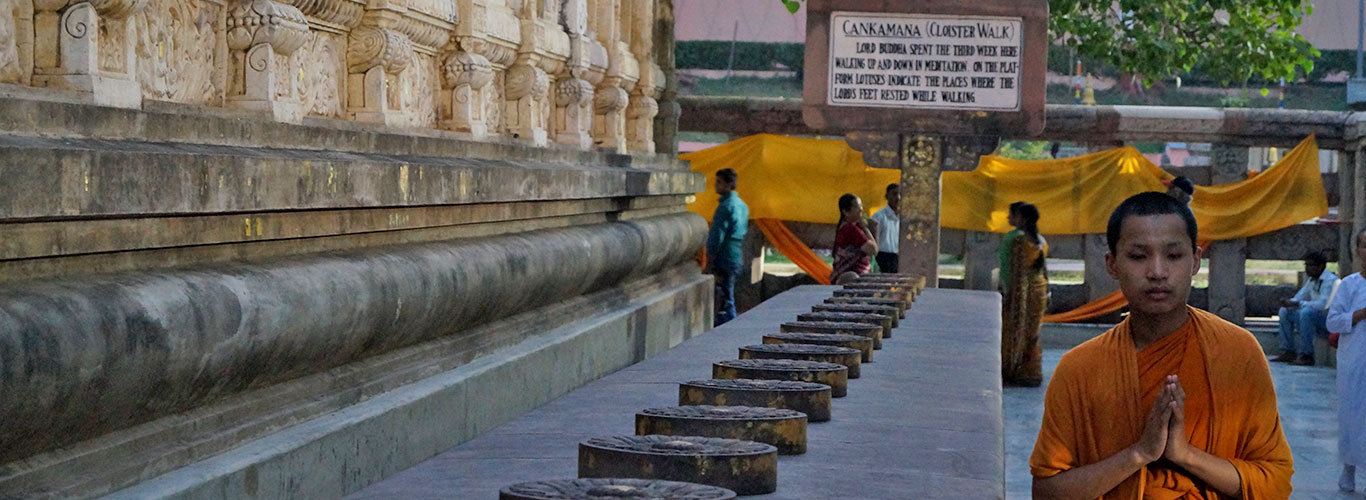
[
  {"x1": 1050, "y1": 0, "x2": 1319, "y2": 85},
  {"x1": 779, "y1": 0, "x2": 1320, "y2": 86}
]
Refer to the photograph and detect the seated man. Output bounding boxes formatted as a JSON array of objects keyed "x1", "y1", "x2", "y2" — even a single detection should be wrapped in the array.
[
  {"x1": 1273, "y1": 250, "x2": 1338, "y2": 366},
  {"x1": 1031, "y1": 192, "x2": 1293, "y2": 500}
]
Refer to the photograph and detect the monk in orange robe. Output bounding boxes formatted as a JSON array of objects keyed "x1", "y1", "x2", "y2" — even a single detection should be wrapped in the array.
[{"x1": 1030, "y1": 192, "x2": 1293, "y2": 499}]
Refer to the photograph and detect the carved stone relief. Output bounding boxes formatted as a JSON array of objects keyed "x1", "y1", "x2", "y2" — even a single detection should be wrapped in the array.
[
  {"x1": 298, "y1": 30, "x2": 344, "y2": 117},
  {"x1": 400, "y1": 52, "x2": 436, "y2": 127},
  {"x1": 136, "y1": 0, "x2": 223, "y2": 105},
  {"x1": 0, "y1": 0, "x2": 24, "y2": 83}
]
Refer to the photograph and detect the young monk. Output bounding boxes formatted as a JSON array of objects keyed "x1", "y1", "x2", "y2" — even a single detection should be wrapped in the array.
[{"x1": 1030, "y1": 192, "x2": 1293, "y2": 499}]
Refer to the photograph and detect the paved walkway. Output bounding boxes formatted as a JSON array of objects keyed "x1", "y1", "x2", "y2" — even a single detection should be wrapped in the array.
[
  {"x1": 1006, "y1": 348, "x2": 1355, "y2": 499},
  {"x1": 350, "y1": 286, "x2": 1004, "y2": 499}
]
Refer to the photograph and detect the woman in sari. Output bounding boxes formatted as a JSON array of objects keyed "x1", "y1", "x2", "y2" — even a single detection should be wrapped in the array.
[
  {"x1": 1001, "y1": 202, "x2": 1048, "y2": 386},
  {"x1": 830, "y1": 193, "x2": 878, "y2": 284}
]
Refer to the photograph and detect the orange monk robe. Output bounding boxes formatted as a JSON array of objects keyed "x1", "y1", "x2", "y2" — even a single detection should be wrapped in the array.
[{"x1": 1029, "y1": 307, "x2": 1294, "y2": 500}]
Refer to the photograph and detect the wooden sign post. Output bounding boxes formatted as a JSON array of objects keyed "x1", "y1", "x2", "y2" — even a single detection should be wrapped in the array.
[{"x1": 803, "y1": 0, "x2": 1048, "y2": 285}]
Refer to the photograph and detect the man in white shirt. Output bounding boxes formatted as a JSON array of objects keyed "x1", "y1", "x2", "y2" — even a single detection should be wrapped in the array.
[
  {"x1": 1274, "y1": 250, "x2": 1339, "y2": 366},
  {"x1": 869, "y1": 183, "x2": 900, "y2": 273}
]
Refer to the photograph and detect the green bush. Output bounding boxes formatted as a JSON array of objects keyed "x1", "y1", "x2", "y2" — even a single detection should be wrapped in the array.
[{"x1": 676, "y1": 41, "x2": 804, "y2": 73}]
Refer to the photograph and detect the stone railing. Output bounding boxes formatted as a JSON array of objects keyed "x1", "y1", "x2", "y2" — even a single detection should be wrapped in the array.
[
  {"x1": 0, "y1": 0, "x2": 674, "y2": 153},
  {"x1": 681, "y1": 97, "x2": 1362, "y2": 324}
]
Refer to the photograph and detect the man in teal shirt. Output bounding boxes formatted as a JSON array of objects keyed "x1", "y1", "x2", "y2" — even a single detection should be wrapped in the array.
[{"x1": 707, "y1": 168, "x2": 748, "y2": 326}]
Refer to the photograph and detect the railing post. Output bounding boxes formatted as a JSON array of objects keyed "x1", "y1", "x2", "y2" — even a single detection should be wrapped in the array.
[
  {"x1": 1208, "y1": 143, "x2": 1250, "y2": 325},
  {"x1": 734, "y1": 221, "x2": 766, "y2": 313},
  {"x1": 1341, "y1": 149, "x2": 1357, "y2": 274},
  {"x1": 963, "y1": 231, "x2": 1001, "y2": 290},
  {"x1": 1083, "y1": 141, "x2": 1123, "y2": 303}
]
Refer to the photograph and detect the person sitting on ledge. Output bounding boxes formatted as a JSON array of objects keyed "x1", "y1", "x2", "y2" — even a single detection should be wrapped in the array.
[
  {"x1": 1271, "y1": 250, "x2": 1337, "y2": 366},
  {"x1": 830, "y1": 193, "x2": 878, "y2": 284},
  {"x1": 1030, "y1": 192, "x2": 1294, "y2": 500}
]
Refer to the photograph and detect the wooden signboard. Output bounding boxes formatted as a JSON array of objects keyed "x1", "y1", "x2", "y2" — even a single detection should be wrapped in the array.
[{"x1": 803, "y1": 0, "x2": 1048, "y2": 136}]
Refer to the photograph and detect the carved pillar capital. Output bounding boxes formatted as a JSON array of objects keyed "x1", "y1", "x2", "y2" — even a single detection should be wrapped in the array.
[
  {"x1": 346, "y1": 25, "x2": 412, "y2": 74},
  {"x1": 346, "y1": 24, "x2": 412, "y2": 125},
  {"x1": 31, "y1": 0, "x2": 147, "y2": 107},
  {"x1": 439, "y1": 49, "x2": 495, "y2": 137},
  {"x1": 226, "y1": 0, "x2": 310, "y2": 123},
  {"x1": 227, "y1": 0, "x2": 310, "y2": 54}
]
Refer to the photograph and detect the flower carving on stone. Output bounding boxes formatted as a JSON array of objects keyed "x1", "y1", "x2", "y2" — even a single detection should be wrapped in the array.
[
  {"x1": 346, "y1": 25, "x2": 411, "y2": 74},
  {"x1": 136, "y1": 0, "x2": 221, "y2": 104},
  {"x1": 442, "y1": 50, "x2": 492, "y2": 90},
  {"x1": 88, "y1": 0, "x2": 148, "y2": 19},
  {"x1": 300, "y1": 32, "x2": 344, "y2": 117},
  {"x1": 504, "y1": 63, "x2": 548, "y2": 100},
  {"x1": 400, "y1": 53, "x2": 437, "y2": 127},
  {"x1": 592, "y1": 84, "x2": 626, "y2": 113},
  {"x1": 554, "y1": 76, "x2": 591, "y2": 107},
  {"x1": 226, "y1": 0, "x2": 309, "y2": 55}
]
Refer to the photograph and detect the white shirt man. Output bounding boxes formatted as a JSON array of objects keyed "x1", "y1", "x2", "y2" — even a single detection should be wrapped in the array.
[{"x1": 870, "y1": 184, "x2": 900, "y2": 273}]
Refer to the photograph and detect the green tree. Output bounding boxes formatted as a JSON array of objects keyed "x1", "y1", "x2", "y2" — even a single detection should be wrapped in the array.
[
  {"x1": 1052, "y1": 0, "x2": 1318, "y2": 85},
  {"x1": 780, "y1": 0, "x2": 1318, "y2": 86}
]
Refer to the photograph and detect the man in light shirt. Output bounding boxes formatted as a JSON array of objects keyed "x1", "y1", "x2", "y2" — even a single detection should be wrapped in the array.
[
  {"x1": 870, "y1": 184, "x2": 900, "y2": 273},
  {"x1": 1273, "y1": 250, "x2": 1339, "y2": 366}
]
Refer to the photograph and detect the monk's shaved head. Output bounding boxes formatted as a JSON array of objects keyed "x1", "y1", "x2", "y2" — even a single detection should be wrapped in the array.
[{"x1": 1106, "y1": 192, "x2": 1198, "y2": 254}]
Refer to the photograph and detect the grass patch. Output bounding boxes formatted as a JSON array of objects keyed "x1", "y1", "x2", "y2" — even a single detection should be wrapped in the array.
[{"x1": 683, "y1": 76, "x2": 803, "y2": 98}]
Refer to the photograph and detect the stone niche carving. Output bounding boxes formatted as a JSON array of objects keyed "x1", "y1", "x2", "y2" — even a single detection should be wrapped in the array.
[
  {"x1": 347, "y1": 22, "x2": 412, "y2": 125},
  {"x1": 226, "y1": 0, "x2": 309, "y2": 122},
  {"x1": 32, "y1": 0, "x2": 150, "y2": 107}
]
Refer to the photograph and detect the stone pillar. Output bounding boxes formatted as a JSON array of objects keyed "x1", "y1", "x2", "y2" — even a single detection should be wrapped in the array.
[
  {"x1": 733, "y1": 221, "x2": 766, "y2": 313},
  {"x1": 225, "y1": 0, "x2": 310, "y2": 123},
  {"x1": 1082, "y1": 234, "x2": 1118, "y2": 300},
  {"x1": 590, "y1": 0, "x2": 637, "y2": 153},
  {"x1": 962, "y1": 231, "x2": 1000, "y2": 290},
  {"x1": 504, "y1": 0, "x2": 569, "y2": 146},
  {"x1": 845, "y1": 132, "x2": 995, "y2": 287},
  {"x1": 944, "y1": 136, "x2": 997, "y2": 290},
  {"x1": 32, "y1": 0, "x2": 147, "y2": 108},
  {"x1": 1207, "y1": 143, "x2": 1249, "y2": 325},
  {"x1": 651, "y1": 0, "x2": 678, "y2": 155},
  {"x1": 552, "y1": 0, "x2": 594, "y2": 149},
  {"x1": 898, "y1": 134, "x2": 943, "y2": 285},
  {"x1": 625, "y1": 0, "x2": 660, "y2": 153}
]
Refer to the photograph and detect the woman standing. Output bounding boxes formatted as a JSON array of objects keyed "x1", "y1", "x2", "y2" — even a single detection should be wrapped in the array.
[
  {"x1": 1326, "y1": 228, "x2": 1366, "y2": 493},
  {"x1": 1000, "y1": 202, "x2": 1048, "y2": 387},
  {"x1": 830, "y1": 193, "x2": 878, "y2": 284}
]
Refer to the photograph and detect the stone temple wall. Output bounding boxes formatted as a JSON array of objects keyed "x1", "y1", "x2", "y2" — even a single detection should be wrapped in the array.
[
  {"x1": 0, "y1": 0, "x2": 672, "y2": 153},
  {"x1": 0, "y1": 0, "x2": 700, "y2": 498}
]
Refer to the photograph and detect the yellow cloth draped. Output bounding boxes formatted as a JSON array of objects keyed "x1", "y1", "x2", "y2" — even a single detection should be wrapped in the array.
[
  {"x1": 685, "y1": 134, "x2": 1327, "y2": 322},
  {"x1": 944, "y1": 136, "x2": 1327, "y2": 240},
  {"x1": 754, "y1": 219, "x2": 833, "y2": 285},
  {"x1": 685, "y1": 134, "x2": 1327, "y2": 241},
  {"x1": 685, "y1": 134, "x2": 898, "y2": 224}
]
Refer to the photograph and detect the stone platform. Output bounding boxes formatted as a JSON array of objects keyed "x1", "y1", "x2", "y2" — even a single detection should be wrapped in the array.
[{"x1": 350, "y1": 285, "x2": 1004, "y2": 499}]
